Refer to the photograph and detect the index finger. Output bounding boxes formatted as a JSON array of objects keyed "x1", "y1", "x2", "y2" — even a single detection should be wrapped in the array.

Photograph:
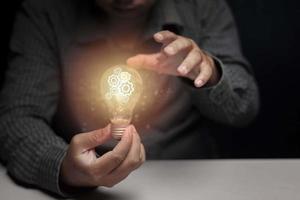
[
  {"x1": 154, "y1": 30, "x2": 178, "y2": 45},
  {"x1": 71, "y1": 124, "x2": 111, "y2": 154},
  {"x1": 127, "y1": 52, "x2": 165, "y2": 69},
  {"x1": 91, "y1": 126, "x2": 133, "y2": 177},
  {"x1": 109, "y1": 126, "x2": 142, "y2": 174}
]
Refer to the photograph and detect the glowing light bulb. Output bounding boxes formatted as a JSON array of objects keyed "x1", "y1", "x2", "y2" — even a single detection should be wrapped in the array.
[{"x1": 100, "y1": 65, "x2": 143, "y2": 140}]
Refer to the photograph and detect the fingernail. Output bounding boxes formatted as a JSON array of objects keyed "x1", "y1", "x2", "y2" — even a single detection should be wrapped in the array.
[
  {"x1": 129, "y1": 125, "x2": 134, "y2": 132},
  {"x1": 124, "y1": 128, "x2": 132, "y2": 139},
  {"x1": 195, "y1": 79, "x2": 204, "y2": 87},
  {"x1": 154, "y1": 33, "x2": 163, "y2": 40},
  {"x1": 165, "y1": 47, "x2": 175, "y2": 55},
  {"x1": 126, "y1": 58, "x2": 133, "y2": 65},
  {"x1": 131, "y1": 125, "x2": 137, "y2": 133},
  {"x1": 178, "y1": 65, "x2": 187, "y2": 74},
  {"x1": 125, "y1": 125, "x2": 132, "y2": 132}
]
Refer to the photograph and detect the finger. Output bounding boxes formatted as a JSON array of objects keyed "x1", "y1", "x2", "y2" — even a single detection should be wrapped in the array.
[
  {"x1": 100, "y1": 169, "x2": 131, "y2": 188},
  {"x1": 154, "y1": 30, "x2": 177, "y2": 45},
  {"x1": 91, "y1": 127, "x2": 133, "y2": 177},
  {"x1": 100, "y1": 147, "x2": 144, "y2": 188},
  {"x1": 163, "y1": 37, "x2": 193, "y2": 56},
  {"x1": 71, "y1": 124, "x2": 111, "y2": 154},
  {"x1": 177, "y1": 49, "x2": 202, "y2": 77},
  {"x1": 126, "y1": 143, "x2": 145, "y2": 171},
  {"x1": 109, "y1": 126, "x2": 142, "y2": 174},
  {"x1": 194, "y1": 60, "x2": 213, "y2": 88},
  {"x1": 99, "y1": 127, "x2": 143, "y2": 187},
  {"x1": 127, "y1": 53, "x2": 164, "y2": 69}
]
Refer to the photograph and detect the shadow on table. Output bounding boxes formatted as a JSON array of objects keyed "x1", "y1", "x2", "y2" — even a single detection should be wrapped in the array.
[
  {"x1": 1, "y1": 163, "x2": 131, "y2": 200},
  {"x1": 75, "y1": 189, "x2": 133, "y2": 200}
]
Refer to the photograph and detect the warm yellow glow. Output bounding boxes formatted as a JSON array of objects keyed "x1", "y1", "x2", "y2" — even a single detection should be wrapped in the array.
[
  {"x1": 64, "y1": 46, "x2": 172, "y2": 133},
  {"x1": 100, "y1": 65, "x2": 143, "y2": 139}
]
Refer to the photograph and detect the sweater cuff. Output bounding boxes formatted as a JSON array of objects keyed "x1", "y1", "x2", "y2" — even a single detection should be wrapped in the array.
[
  {"x1": 36, "y1": 144, "x2": 68, "y2": 197},
  {"x1": 37, "y1": 144, "x2": 97, "y2": 198}
]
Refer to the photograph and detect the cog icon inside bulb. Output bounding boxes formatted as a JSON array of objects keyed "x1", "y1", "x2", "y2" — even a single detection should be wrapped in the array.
[{"x1": 106, "y1": 67, "x2": 134, "y2": 103}]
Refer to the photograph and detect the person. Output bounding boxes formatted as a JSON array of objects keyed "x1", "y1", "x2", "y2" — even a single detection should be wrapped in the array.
[{"x1": 0, "y1": 0, "x2": 259, "y2": 197}]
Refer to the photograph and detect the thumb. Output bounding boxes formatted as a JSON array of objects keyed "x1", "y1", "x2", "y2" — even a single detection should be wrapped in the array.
[
  {"x1": 127, "y1": 53, "x2": 162, "y2": 69},
  {"x1": 72, "y1": 124, "x2": 112, "y2": 153}
]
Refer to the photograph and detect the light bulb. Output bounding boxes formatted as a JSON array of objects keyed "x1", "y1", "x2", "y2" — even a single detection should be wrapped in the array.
[{"x1": 100, "y1": 65, "x2": 143, "y2": 140}]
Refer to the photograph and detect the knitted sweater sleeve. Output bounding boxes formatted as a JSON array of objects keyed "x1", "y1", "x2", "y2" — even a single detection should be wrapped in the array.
[{"x1": 0, "y1": 0, "x2": 68, "y2": 196}]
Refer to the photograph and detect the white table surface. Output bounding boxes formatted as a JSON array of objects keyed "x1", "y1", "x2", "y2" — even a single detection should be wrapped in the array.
[{"x1": 1, "y1": 160, "x2": 299, "y2": 200}]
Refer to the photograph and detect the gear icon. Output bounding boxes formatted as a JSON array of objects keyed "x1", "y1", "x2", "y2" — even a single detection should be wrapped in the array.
[
  {"x1": 108, "y1": 74, "x2": 120, "y2": 88},
  {"x1": 120, "y1": 82, "x2": 134, "y2": 97},
  {"x1": 120, "y1": 72, "x2": 131, "y2": 82},
  {"x1": 106, "y1": 68, "x2": 135, "y2": 102}
]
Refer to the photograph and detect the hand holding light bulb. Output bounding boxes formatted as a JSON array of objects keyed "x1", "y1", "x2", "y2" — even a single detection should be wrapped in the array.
[{"x1": 60, "y1": 124, "x2": 145, "y2": 190}]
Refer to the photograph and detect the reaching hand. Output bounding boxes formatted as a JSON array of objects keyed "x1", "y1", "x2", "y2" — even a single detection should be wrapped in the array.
[{"x1": 127, "y1": 30, "x2": 220, "y2": 88}]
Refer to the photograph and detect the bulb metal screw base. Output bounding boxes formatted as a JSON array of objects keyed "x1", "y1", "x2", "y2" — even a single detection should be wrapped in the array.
[{"x1": 111, "y1": 124, "x2": 127, "y2": 140}]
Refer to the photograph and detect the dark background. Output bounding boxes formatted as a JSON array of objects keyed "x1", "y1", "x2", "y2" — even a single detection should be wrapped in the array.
[{"x1": 1, "y1": 0, "x2": 300, "y2": 158}]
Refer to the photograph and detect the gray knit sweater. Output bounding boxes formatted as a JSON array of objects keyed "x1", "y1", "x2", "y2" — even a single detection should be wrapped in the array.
[{"x1": 0, "y1": 0, "x2": 259, "y2": 196}]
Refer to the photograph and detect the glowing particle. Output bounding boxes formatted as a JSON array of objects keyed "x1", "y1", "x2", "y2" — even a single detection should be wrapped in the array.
[{"x1": 146, "y1": 124, "x2": 151, "y2": 129}]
